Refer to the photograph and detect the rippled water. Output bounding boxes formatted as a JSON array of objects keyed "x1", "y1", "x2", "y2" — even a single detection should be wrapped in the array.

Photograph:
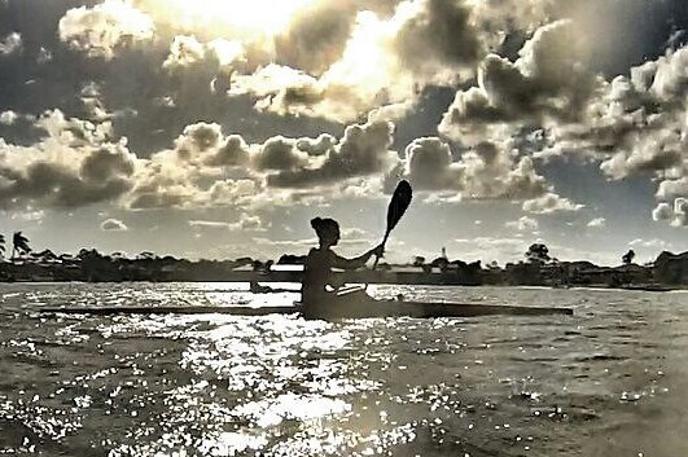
[{"x1": 1, "y1": 283, "x2": 687, "y2": 456}]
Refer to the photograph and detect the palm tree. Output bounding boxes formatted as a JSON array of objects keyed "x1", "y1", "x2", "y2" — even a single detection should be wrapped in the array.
[{"x1": 12, "y1": 231, "x2": 31, "y2": 262}]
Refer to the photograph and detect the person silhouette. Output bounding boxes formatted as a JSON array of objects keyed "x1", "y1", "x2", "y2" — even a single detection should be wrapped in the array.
[{"x1": 301, "y1": 217, "x2": 383, "y2": 315}]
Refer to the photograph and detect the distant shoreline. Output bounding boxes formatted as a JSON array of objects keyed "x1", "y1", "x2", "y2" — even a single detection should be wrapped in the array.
[
  {"x1": 2, "y1": 249, "x2": 687, "y2": 289},
  {"x1": 0, "y1": 273, "x2": 684, "y2": 293}
]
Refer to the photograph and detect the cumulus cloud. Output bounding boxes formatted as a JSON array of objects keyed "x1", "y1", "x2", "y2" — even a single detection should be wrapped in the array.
[
  {"x1": 163, "y1": 35, "x2": 246, "y2": 71},
  {"x1": 398, "y1": 137, "x2": 550, "y2": 201},
  {"x1": 587, "y1": 217, "x2": 606, "y2": 228},
  {"x1": 656, "y1": 177, "x2": 688, "y2": 201},
  {"x1": 653, "y1": 202, "x2": 673, "y2": 222},
  {"x1": 0, "y1": 110, "x2": 18, "y2": 125},
  {"x1": 126, "y1": 120, "x2": 258, "y2": 210},
  {"x1": 125, "y1": 118, "x2": 400, "y2": 209},
  {"x1": 547, "y1": 44, "x2": 688, "y2": 226},
  {"x1": 101, "y1": 218, "x2": 128, "y2": 231},
  {"x1": 0, "y1": 32, "x2": 22, "y2": 56},
  {"x1": 522, "y1": 192, "x2": 584, "y2": 214},
  {"x1": 222, "y1": 0, "x2": 491, "y2": 123},
  {"x1": 266, "y1": 119, "x2": 397, "y2": 188},
  {"x1": 59, "y1": 0, "x2": 155, "y2": 60},
  {"x1": 392, "y1": 0, "x2": 482, "y2": 79},
  {"x1": 439, "y1": 20, "x2": 595, "y2": 144},
  {"x1": 0, "y1": 110, "x2": 137, "y2": 209},
  {"x1": 506, "y1": 216, "x2": 539, "y2": 231},
  {"x1": 273, "y1": 0, "x2": 360, "y2": 75},
  {"x1": 654, "y1": 198, "x2": 688, "y2": 227},
  {"x1": 227, "y1": 213, "x2": 265, "y2": 231}
]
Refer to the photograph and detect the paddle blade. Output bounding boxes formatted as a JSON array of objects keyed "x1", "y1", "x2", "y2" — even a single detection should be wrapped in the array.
[{"x1": 386, "y1": 180, "x2": 412, "y2": 235}]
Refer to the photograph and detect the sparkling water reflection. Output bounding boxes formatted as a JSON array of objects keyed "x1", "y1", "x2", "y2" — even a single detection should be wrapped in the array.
[{"x1": 1, "y1": 283, "x2": 687, "y2": 456}]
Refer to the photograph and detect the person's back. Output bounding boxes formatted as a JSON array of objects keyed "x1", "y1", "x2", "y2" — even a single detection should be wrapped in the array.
[{"x1": 302, "y1": 247, "x2": 330, "y2": 305}]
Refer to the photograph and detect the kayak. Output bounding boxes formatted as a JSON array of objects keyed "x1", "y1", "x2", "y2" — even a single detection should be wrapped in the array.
[{"x1": 39, "y1": 299, "x2": 573, "y2": 319}]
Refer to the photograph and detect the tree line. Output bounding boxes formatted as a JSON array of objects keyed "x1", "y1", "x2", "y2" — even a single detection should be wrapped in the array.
[{"x1": 0, "y1": 232, "x2": 31, "y2": 262}]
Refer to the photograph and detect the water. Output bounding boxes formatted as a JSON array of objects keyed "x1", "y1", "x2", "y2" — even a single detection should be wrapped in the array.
[{"x1": 1, "y1": 283, "x2": 687, "y2": 456}]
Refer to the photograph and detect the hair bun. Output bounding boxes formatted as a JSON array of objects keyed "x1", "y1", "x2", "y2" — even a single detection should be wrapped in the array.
[{"x1": 310, "y1": 217, "x2": 322, "y2": 230}]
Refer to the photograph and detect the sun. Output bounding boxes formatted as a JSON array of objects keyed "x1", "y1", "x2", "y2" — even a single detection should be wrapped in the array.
[{"x1": 139, "y1": 0, "x2": 316, "y2": 38}]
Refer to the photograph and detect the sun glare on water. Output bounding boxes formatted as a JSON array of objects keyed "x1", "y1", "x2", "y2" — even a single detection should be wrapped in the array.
[{"x1": 144, "y1": 0, "x2": 316, "y2": 37}]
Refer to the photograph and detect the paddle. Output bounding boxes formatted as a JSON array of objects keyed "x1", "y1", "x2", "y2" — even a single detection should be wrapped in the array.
[
  {"x1": 337, "y1": 179, "x2": 412, "y2": 296},
  {"x1": 371, "y1": 179, "x2": 413, "y2": 272}
]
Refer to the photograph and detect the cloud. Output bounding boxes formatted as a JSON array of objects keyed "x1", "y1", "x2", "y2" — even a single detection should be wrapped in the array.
[
  {"x1": 126, "y1": 118, "x2": 392, "y2": 209},
  {"x1": 36, "y1": 47, "x2": 53, "y2": 64},
  {"x1": 655, "y1": 198, "x2": 688, "y2": 227},
  {"x1": 188, "y1": 219, "x2": 231, "y2": 229},
  {"x1": 522, "y1": 192, "x2": 584, "y2": 214},
  {"x1": 547, "y1": 44, "x2": 688, "y2": 225},
  {"x1": 266, "y1": 119, "x2": 397, "y2": 188},
  {"x1": 188, "y1": 213, "x2": 265, "y2": 232},
  {"x1": 656, "y1": 177, "x2": 688, "y2": 200},
  {"x1": 101, "y1": 218, "x2": 128, "y2": 231},
  {"x1": 653, "y1": 202, "x2": 673, "y2": 222},
  {"x1": 587, "y1": 217, "x2": 606, "y2": 228},
  {"x1": 162, "y1": 35, "x2": 246, "y2": 71},
  {"x1": 392, "y1": 0, "x2": 482, "y2": 79},
  {"x1": 439, "y1": 20, "x2": 595, "y2": 144},
  {"x1": 227, "y1": 213, "x2": 265, "y2": 231},
  {"x1": 254, "y1": 136, "x2": 311, "y2": 172},
  {"x1": 0, "y1": 110, "x2": 18, "y2": 125},
  {"x1": 8, "y1": 208, "x2": 45, "y2": 223},
  {"x1": 59, "y1": 0, "x2": 155, "y2": 60},
  {"x1": 0, "y1": 109, "x2": 137, "y2": 209},
  {"x1": 273, "y1": 0, "x2": 360, "y2": 75},
  {"x1": 506, "y1": 216, "x2": 539, "y2": 231},
  {"x1": 0, "y1": 32, "x2": 22, "y2": 56},
  {"x1": 221, "y1": 0, "x2": 489, "y2": 123},
  {"x1": 398, "y1": 137, "x2": 550, "y2": 201}
]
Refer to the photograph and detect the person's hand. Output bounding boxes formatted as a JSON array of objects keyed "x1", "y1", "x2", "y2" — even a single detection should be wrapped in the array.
[{"x1": 371, "y1": 243, "x2": 385, "y2": 258}]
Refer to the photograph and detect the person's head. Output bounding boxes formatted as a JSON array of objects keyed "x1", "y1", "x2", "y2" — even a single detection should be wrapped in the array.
[{"x1": 310, "y1": 217, "x2": 340, "y2": 248}]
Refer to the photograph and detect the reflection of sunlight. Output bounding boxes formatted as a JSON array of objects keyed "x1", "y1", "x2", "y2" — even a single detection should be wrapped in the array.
[
  {"x1": 199, "y1": 432, "x2": 268, "y2": 456},
  {"x1": 232, "y1": 393, "x2": 351, "y2": 428}
]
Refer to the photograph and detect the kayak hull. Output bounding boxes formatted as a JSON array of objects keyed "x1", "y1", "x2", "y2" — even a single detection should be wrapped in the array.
[
  {"x1": 304, "y1": 300, "x2": 572, "y2": 319},
  {"x1": 40, "y1": 299, "x2": 572, "y2": 318}
]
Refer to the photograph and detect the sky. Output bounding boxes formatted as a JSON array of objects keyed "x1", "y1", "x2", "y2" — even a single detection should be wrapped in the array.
[{"x1": 1, "y1": 0, "x2": 688, "y2": 266}]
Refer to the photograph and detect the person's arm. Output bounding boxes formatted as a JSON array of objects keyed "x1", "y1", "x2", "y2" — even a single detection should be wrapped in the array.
[{"x1": 330, "y1": 245, "x2": 384, "y2": 271}]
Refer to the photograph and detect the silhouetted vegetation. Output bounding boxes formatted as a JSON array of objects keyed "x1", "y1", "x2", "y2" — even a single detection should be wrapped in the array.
[
  {"x1": 0, "y1": 235, "x2": 686, "y2": 289},
  {"x1": 622, "y1": 249, "x2": 636, "y2": 265}
]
